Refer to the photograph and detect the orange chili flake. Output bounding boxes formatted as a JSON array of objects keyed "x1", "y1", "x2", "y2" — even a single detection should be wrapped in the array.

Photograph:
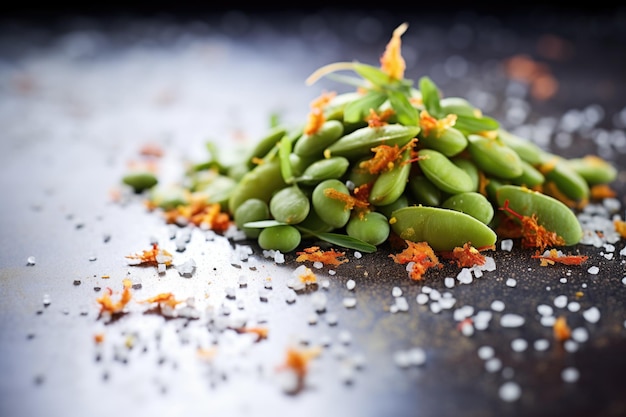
[
  {"x1": 234, "y1": 326, "x2": 269, "y2": 342},
  {"x1": 276, "y1": 345, "x2": 323, "y2": 392},
  {"x1": 296, "y1": 246, "x2": 348, "y2": 267},
  {"x1": 590, "y1": 184, "x2": 616, "y2": 200},
  {"x1": 323, "y1": 187, "x2": 370, "y2": 211},
  {"x1": 96, "y1": 279, "x2": 133, "y2": 315},
  {"x1": 500, "y1": 199, "x2": 565, "y2": 251},
  {"x1": 303, "y1": 91, "x2": 337, "y2": 135},
  {"x1": 614, "y1": 219, "x2": 626, "y2": 238},
  {"x1": 163, "y1": 196, "x2": 231, "y2": 232},
  {"x1": 418, "y1": 110, "x2": 457, "y2": 138},
  {"x1": 365, "y1": 108, "x2": 395, "y2": 127},
  {"x1": 94, "y1": 333, "x2": 105, "y2": 344},
  {"x1": 297, "y1": 266, "x2": 318, "y2": 285},
  {"x1": 126, "y1": 243, "x2": 173, "y2": 266},
  {"x1": 140, "y1": 292, "x2": 183, "y2": 309},
  {"x1": 553, "y1": 316, "x2": 571, "y2": 341},
  {"x1": 380, "y1": 22, "x2": 408, "y2": 80},
  {"x1": 359, "y1": 138, "x2": 416, "y2": 175},
  {"x1": 441, "y1": 243, "x2": 493, "y2": 268},
  {"x1": 532, "y1": 249, "x2": 588, "y2": 266},
  {"x1": 389, "y1": 240, "x2": 441, "y2": 281}
]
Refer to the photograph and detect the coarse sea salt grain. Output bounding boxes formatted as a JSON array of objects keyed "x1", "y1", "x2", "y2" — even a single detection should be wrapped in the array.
[
  {"x1": 537, "y1": 304, "x2": 553, "y2": 316},
  {"x1": 506, "y1": 278, "x2": 517, "y2": 288},
  {"x1": 346, "y1": 279, "x2": 356, "y2": 291},
  {"x1": 554, "y1": 295, "x2": 568, "y2": 308},
  {"x1": 511, "y1": 338, "x2": 528, "y2": 352},
  {"x1": 416, "y1": 293, "x2": 429, "y2": 305},
  {"x1": 499, "y1": 381, "x2": 522, "y2": 402},
  {"x1": 444, "y1": 277, "x2": 455, "y2": 288},
  {"x1": 477, "y1": 345, "x2": 495, "y2": 360},
  {"x1": 343, "y1": 297, "x2": 357, "y2": 309},
  {"x1": 500, "y1": 314, "x2": 525, "y2": 328},
  {"x1": 540, "y1": 316, "x2": 556, "y2": 327},
  {"x1": 583, "y1": 306, "x2": 601, "y2": 323},
  {"x1": 561, "y1": 367, "x2": 580, "y2": 383},
  {"x1": 501, "y1": 239, "x2": 514, "y2": 251},
  {"x1": 568, "y1": 302, "x2": 581, "y2": 312},
  {"x1": 485, "y1": 357, "x2": 502, "y2": 373},
  {"x1": 392, "y1": 287, "x2": 403, "y2": 297},
  {"x1": 491, "y1": 300, "x2": 505, "y2": 312},
  {"x1": 571, "y1": 327, "x2": 589, "y2": 343},
  {"x1": 587, "y1": 266, "x2": 600, "y2": 275},
  {"x1": 534, "y1": 339, "x2": 550, "y2": 351}
]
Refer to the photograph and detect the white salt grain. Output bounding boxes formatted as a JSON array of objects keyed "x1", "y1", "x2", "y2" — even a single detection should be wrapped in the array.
[
  {"x1": 326, "y1": 313, "x2": 338, "y2": 326},
  {"x1": 511, "y1": 338, "x2": 528, "y2": 352},
  {"x1": 416, "y1": 293, "x2": 429, "y2": 305},
  {"x1": 501, "y1": 239, "x2": 514, "y2": 251},
  {"x1": 498, "y1": 381, "x2": 522, "y2": 402},
  {"x1": 500, "y1": 314, "x2": 525, "y2": 328},
  {"x1": 311, "y1": 292, "x2": 328, "y2": 312},
  {"x1": 430, "y1": 302, "x2": 442, "y2": 314},
  {"x1": 567, "y1": 302, "x2": 581, "y2": 312},
  {"x1": 554, "y1": 295, "x2": 568, "y2": 309},
  {"x1": 477, "y1": 345, "x2": 495, "y2": 360},
  {"x1": 353, "y1": 251, "x2": 362, "y2": 259},
  {"x1": 491, "y1": 300, "x2": 505, "y2": 312},
  {"x1": 392, "y1": 287, "x2": 403, "y2": 297},
  {"x1": 346, "y1": 279, "x2": 356, "y2": 291},
  {"x1": 444, "y1": 277, "x2": 455, "y2": 288},
  {"x1": 583, "y1": 306, "x2": 601, "y2": 323},
  {"x1": 506, "y1": 278, "x2": 517, "y2": 288},
  {"x1": 534, "y1": 339, "x2": 550, "y2": 351},
  {"x1": 540, "y1": 316, "x2": 557, "y2": 327},
  {"x1": 537, "y1": 304, "x2": 554, "y2": 316},
  {"x1": 485, "y1": 357, "x2": 502, "y2": 373},
  {"x1": 285, "y1": 290, "x2": 297, "y2": 304},
  {"x1": 587, "y1": 266, "x2": 600, "y2": 275},
  {"x1": 564, "y1": 340, "x2": 579, "y2": 352},
  {"x1": 342, "y1": 297, "x2": 357, "y2": 309},
  {"x1": 395, "y1": 297, "x2": 409, "y2": 312},
  {"x1": 571, "y1": 327, "x2": 589, "y2": 343},
  {"x1": 407, "y1": 347, "x2": 426, "y2": 366},
  {"x1": 561, "y1": 367, "x2": 580, "y2": 383}
]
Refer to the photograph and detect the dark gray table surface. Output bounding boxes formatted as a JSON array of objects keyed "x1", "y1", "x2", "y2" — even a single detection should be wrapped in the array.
[{"x1": 1, "y1": 7, "x2": 626, "y2": 417}]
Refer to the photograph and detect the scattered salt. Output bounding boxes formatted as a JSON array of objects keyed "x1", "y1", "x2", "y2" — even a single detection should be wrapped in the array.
[
  {"x1": 587, "y1": 266, "x2": 600, "y2": 275},
  {"x1": 571, "y1": 327, "x2": 589, "y2": 343},
  {"x1": 561, "y1": 367, "x2": 580, "y2": 383},
  {"x1": 537, "y1": 304, "x2": 554, "y2": 316},
  {"x1": 498, "y1": 381, "x2": 522, "y2": 402},
  {"x1": 554, "y1": 295, "x2": 568, "y2": 309},
  {"x1": 284, "y1": 290, "x2": 297, "y2": 304},
  {"x1": 444, "y1": 277, "x2": 455, "y2": 288},
  {"x1": 313, "y1": 261, "x2": 324, "y2": 269},
  {"x1": 338, "y1": 330, "x2": 352, "y2": 345},
  {"x1": 501, "y1": 239, "x2": 514, "y2": 251},
  {"x1": 311, "y1": 292, "x2": 328, "y2": 312},
  {"x1": 500, "y1": 314, "x2": 525, "y2": 328},
  {"x1": 511, "y1": 338, "x2": 528, "y2": 352},
  {"x1": 533, "y1": 339, "x2": 550, "y2": 351},
  {"x1": 567, "y1": 302, "x2": 581, "y2": 312},
  {"x1": 540, "y1": 316, "x2": 557, "y2": 327},
  {"x1": 326, "y1": 313, "x2": 338, "y2": 326},
  {"x1": 582, "y1": 306, "x2": 601, "y2": 323},
  {"x1": 506, "y1": 278, "x2": 517, "y2": 288},
  {"x1": 27, "y1": 256, "x2": 36, "y2": 266},
  {"x1": 407, "y1": 347, "x2": 426, "y2": 366},
  {"x1": 477, "y1": 345, "x2": 495, "y2": 360},
  {"x1": 353, "y1": 251, "x2": 362, "y2": 259},
  {"x1": 346, "y1": 279, "x2": 356, "y2": 291},
  {"x1": 564, "y1": 340, "x2": 579, "y2": 352},
  {"x1": 490, "y1": 300, "x2": 505, "y2": 312},
  {"x1": 395, "y1": 297, "x2": 409, "y2": 312},
  {"x1": 485, "y1": 357, "x2": 502, "y2": 373},
  {"x1": 430, "y1": 302, "x2": 442, "y2": 314},
  {"x1": 342, "y1": 297, "x2": 357, "y2": 309},
  {"x1": 416, "y1": 293, "x2": 429, "y2": 305},
  {"x1": 392, "y1": 287, "x2": 403, "y2": 297}
]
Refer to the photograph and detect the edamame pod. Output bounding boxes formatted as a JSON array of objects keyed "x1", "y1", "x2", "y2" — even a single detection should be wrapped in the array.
[
  {"x1": 325, "y1": 124, "x2": 420, "y2": 160},
  {"x1": 467, "y1": 134, "x2": 524, "y2": 179},
  {"x1": 246, "y1": 125, "x2": 288, "y2": 168},
  {"x1": 368, "y1": 147, "x2": 412, "y2": 206},
  {"x1": 269, "y1": 185, "x2": 310, "y2": 224},
  {"x1": 440, "y1": 97, "x2": 479, "y2": 117},
  {"x1": 566, "y1": 155, "x2": 618, "y2": 185},
  {"x1": 390, "y1": 206, "x2": 497, "y2": 251},
  {"x1": 497, "y1": 129, "x2": 542, "y2": 165},
  {"x1": 451, "y1": 157, "x2": 480, "y2": 192},
  {"x1": 417, "y1": 126, "x2": 468, "y2": 157},
  {"x1": 538, "y1": 153, "x2": 589, "y2": 202},
  {"x1": 376, "y1": 194, "x2": 409, "y2": 219},
  {"x1": 149, "y1": 184, "x2": 188, "y2": 211},
  {"x1": 441, "y1": 192, "x2": 494, "y2": 225},
  {"x1": 408, "y1": 174, "x2": 443, "y2": 207},
  {"x1": 228, "y1": 159, "x2": 287, "y2": 214},
  {"x1": 346, "y1": 211, "x2": 390, "y2": 246},
  {"x1": 295, "y1": 156, "x2": 350, "y2": 186},
  {"x1": 418, "y1": 149, "x2": 475, "y2": 194},
  {"x1": 234, "y1": 198, "x2": 270, "y2": 238},
  {"x1": 495, "y1": 184, "x2": 583, "y2": 246},
  {"x1": 258, "y1": 225, "x2": 302, "y2": 253},
  {"x1": 123, "y1": 171, "x2": 158, "y2": 193},
  {"x1": 510, "y1": 159, "x2": 545, "y2": 188},
  {"x1": 293, "y1": 120, "x2": 344, "y2": 157}
]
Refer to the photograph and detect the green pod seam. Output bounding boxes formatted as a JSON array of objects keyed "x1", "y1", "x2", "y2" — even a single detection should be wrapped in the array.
[
  {"x1": 325, "y1": 124, "x2": 420, "y2": 160},
  {"x1": 566, "y1": 155, "x2": 618, "y2": 185},
  {"x1": 246, "y1": 125, "x2": 288, "y2": 168},
  {"x1": 441, "y1": 191, "x2": 494, "y2": 225},
  {"x1": 497, "y1": 128, "x2": 543, "y2": 165},
  {"x1": 467, "y1": 134, "x2": 524, "y2": 179},
  {"x1": 451, "y1": 156, "x2": 480, "y2": 192},
  {"x1": 418, "y1": 148, "x2": 475, "y2": 195},
  {"x1": 368, "y1": 147, "x2": 412, "y2": 206},
  {"x1": 293, "y1": 120, "x2": 345, "y2": 157},
  {"x1": 538, "y1": 153, "x2": 589, "y2": 202},
  {"x1": 390, "y1": 205, "x2": 497, "y2": 251},
  {"x1": 417, "y1": 126, "x2": 468, "y2": 157},
  {"x1": 295, "y1": 156, "x2": 350, "y2": 186},
  {"x1": 495, "y1": 184, "x2": 583, "y2": 246},
  {"x1": 510, "y1": 159, "x2": 545, "y2": 188},
  {"x1": 228, "y1": 159, "x2": 287, "y2": 215}
]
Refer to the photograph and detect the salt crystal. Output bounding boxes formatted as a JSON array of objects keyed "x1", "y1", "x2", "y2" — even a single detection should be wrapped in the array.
[
  {"x1": 416, "y1": 293, "x2": 429, "y2": 305},
  {"x1": 460, "y1": 321, "x2": 474, "y2": 337},
  {"x1": 485, "y1": 357, "x2": 502, "y2": 373},
  {"x1": 27, "y1": 256, "x2": 36, "y2": 266},
  {"x1": 313, "y1": 261, "x2": 323, "y2": 269},
  {"x1": 157, "y1": 263, "x2": 166, "y2": 274},
  {"x1": 583, "y1": 306, "x2": 601, "y2": 323},
  {"x1": 225, "y1": 287, "x2": 236, "y2": 299},
  {"x1": 506, "y1": 278, "x2": 517, "y2": 288},
  {"x1": 554, "y1": 295, "x2": 568, "y2": 308},
  {"x1": 490, "y1": 300, "x2": 505, "y2": 312},
  {"x1": 311, "y1": 292, "x2": 327, "y2": 312},
  {"x1": 238, "y1": 275, "x2": 248, "y2": 287},
  {"x1": 395, "y1": 297, "x2": 409, "y2": 312},
  {"x1": 571, "y1": 327, "x2": 589, "y2": 343},
  {"x1": 353, "y1": 251, "x2": 362, "y2": 259},
  {"x1": 328, "y1": 269, "x2": 336, "y2": 276},
  {"x1": 429, "y1": 289, "x2": 441, "y2": 301},
  {"x1": 622, "y1": 277, "x2": 626, "y2": 285},
  {"x1": 457, "y1": 268, "x2": 473, "y2": 284},
  {"x1": 537, "y1": 304, "x2": 553, "y2": 316},
  {"x1": 567, "y1": 302, "x2": 581, "y2": 312},
  {"x1": 285, "y1": 290, "x2": 297, "y2": 304},
  {"x1": 498, "y1": 381, "x2": 522, "y2": 402},
  {"x1": 392, "y1": 287, "x2": 403, "y2": 297},
  {"x1": 258, "y1": 289, "x2": 269, "y2": 302},
  {"x1": 407, "y1": 347, "x2": 426, "y2": 366},
  {"x1": 389, "y1": 305, "x2": 399, "y2": 314},
  {"x1": 326, "y1": 313, "x2": 338, "y2": 326},
  {"x1": 438, "y1": 296, "x2": 456, "y2": 310},
  {"x1": 561, "y1": 367, "x2": 580, "y2": 383},
  {"x1": 560, "y1": 277, "x2": 568, "y2": 284},
  {"x1": 587, "y1": 266, "x2": 600, "y2": 275},
  {"x1": 540, "y1": 316, "x2": 556, "y2": 327},
  {"x1": 564, "y1": 340, "x2": 579, "y2": 352},
  {"x1": 393, "y1": 350, "x2": 411, "y2": 368},
  {"x1": 511, "y1": 338, "x2": 528, "y2": 352},
  {"x1": 474, "y1": 311, "x2": 492, "y2": 330},
  {"x1": 42, "y1": 294, "x2": 51, "y2": 307},
  {"x1": 534, "y1": 339, "x2": 550, "y2": 351},
  {"x1": 346, "y1": 279, "x2": 356, "y2": 291},
  {"x1": 307, "y1": 314, "x2": 318, "y2": 325},
  {"x1": 338, "y1": 330, "x2": 352, "y2": 345},
  {"x1": 477, "y1": 345, "x2": 495, "y2": 360},
  {"x1": 501, "y1": 239, "x2": 514, "y2": 251},
  {"x1": 342, "y1": 297, "x2": 357, "y2": 309},
  {"x1": 500, "y1": 314, "x2": 525, "y2": 328},
  {"x1": 430, "y1": 302, "x2": 442, "y2": 314},
  {"x1": 444, "y1": 277, "x2": 455, "y2": 288}
]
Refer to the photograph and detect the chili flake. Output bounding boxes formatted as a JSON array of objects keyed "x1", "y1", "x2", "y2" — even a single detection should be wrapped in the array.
[
  {"x1": 380, "y1": 22, "x2": 408, "y2": 80},
  {"x1": 532, "y1": 249, "x2": 588, "y2": 266},
  {"x1": 303, "y1": 91, "x2": 337, "y2": 135},
  {"x1": 96, "y1": 279, "x2": 133, "y2": 316},
  {"x1": 553, "y1": 316, "x2": 571, "y2": 341},
  {"x1": 276, "y1": 345, "x2": 323, "y2": 393},
  {"x1": 441, "y1": 243, "x2": 494, "y2": 268},
  {"x1": 126, "y1": 243, "x2": 173, "y2": 266},
  {"x1": 500, "y1": 200, "x2": 565, "y2": 251},
  {"x1": 390, "y1": 240, "x2": 441, "y2": 281},
  {"x1": 296, "y1": 246, "x2": 348, "y2": 267},
  {"x1": 359, "y1": 138, "x2": 416, "y2": 175}
]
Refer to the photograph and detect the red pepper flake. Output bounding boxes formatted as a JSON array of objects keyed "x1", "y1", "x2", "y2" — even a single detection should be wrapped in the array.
[
  {"x1": 532, "y1": 249, "x2": 588, "y2": 266},
  {"x1": 126, "y1": 243, "x2": 173, "y2": 266},
  {"x1": 163, "y1": 197, "x2": 231, "y2": 233},
  {"x1": 303, "y1": 91, "x2": 337, "y2": 135},
  {"x1": 276, "y1": 345, "x2": 323, "y2": 393},
  {"x1": 614, "y1": 219, "x2": 626, "y2": 239},
  {"x1": 233, "y1": 326, "x2": 269, "y2": 342},
  {"x1": 96, "y1": 279, "x2": 133, "y2": 316},
  {"x1": 380, "y1": 22, "x2": 408, "y2": 81},
  {"x1": 296, "y1": 246, "x2": 348, "y2": 267},
  {"x1": 323, "y1": 187, "x2": 370, "y2": 212},
  {"x1": 389, "y1": 240, "x2": 442, "y2": 281},
  {"x1": 500, "y1": 199, "x2": 565, "y2": 251},
  {"x1": 359, "y1": 138, "x2": 416, "y2": 175},
  {"x1": 418, "y1": 110, "x2": 457, "y2": 138},
  {"x1": 365, "y1": 108, "x2": 395, "y2": 127},
  {"x1": 590, "y1": 184, "x2": 616, "y2": 200},
  {"x1": 553, "y1": 316, "x2": 571, "y2": 341},
  {"x1": 441, "y1": 243, "x2": 494, "y2": 268},
  {"x1": 94, "y1": 333, "x2": 105, "y2": 344},
  {"x1": 140, "y1": 292, "x2": 183, "y2": 309}
]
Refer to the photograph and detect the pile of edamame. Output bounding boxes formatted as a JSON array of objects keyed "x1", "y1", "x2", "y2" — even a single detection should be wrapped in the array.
[{"x1": 127, "y1": 24, "x2": 618, "y2": 256}]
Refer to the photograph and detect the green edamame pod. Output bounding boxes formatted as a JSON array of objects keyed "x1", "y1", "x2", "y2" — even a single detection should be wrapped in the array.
[
  {"x1": 312, "y1": 179, "x2": 352, "y2": 229},
  {"x1": 369, "y1": 147, "x2": 412, "y2": 206},
  {"x1": 258, "y1": 225, "x2": 302, "y2": 253},
  {"x1": 346, "y1": 211, "x2": 390, "y2": 246},
  {"x1": 293, "y1": 120, "x2": 344, "y2": 157},
  {"x1": 566, "y1": 155, "x2": 618, "y2": 185},
  {"x1": 497, "y1": 128, "x2": 542, "y2": 165},
  {"x1": 376, "y1": 194, "x2": 409, "y2": 219},
  {"x1": 538, "y1": 153, "x2": 589, "y2": 202},
  {"x1": 325, "y1": 124, "x2": 420, "y2": 160},
  {"x1": 441, "y1": 192, "x2": 494, "y2": 225},
  {"x1": 297, "y1": 207, "x2": 334, "y2": 236},
  {"x1": 123, "y1": 171, "x2": 158, "y2": 193},
  {"x1": 390, "y1": 206, "x2": 497, "y2": 251},
  {"x1": 440, "y1": 97, "x2": 480, "y2": 117},
  {"x1": 418, "y1": 148, "x2": 475, "y2": 194},
  {"x1": 234, "y1": 198, "x2": 270, "y2": 238},
  {"x1": 495, "y1": 184, "x2": 583, "y2": 246},
  {"x1": 510, "y1": 159, "x2": 545, "y2": 188},
  {"x1": 149, "y1": 184, "x2": 188, "y2": 211},
  {"x1": 467, "y1": 134, "x2": 524, "y2": 179},
  {"x1": 417, "y1": 126, "x2": 468, "y2": 157},
  {"x1": 408, "y1": 174, "x2": 443, "y2": 207},
  {"x1": 269, "y1": 185, "x2": 310, "y2": 224},
  {"x1": 451, "y1": 156, "x2": 480, "y2": 192},
  {"x1": 347, "y1": 157, "x2": 377, "y2": 187},
  {"x1": 228, "y1": 159, "x2": 287, "y2": 214},
  {"x1": 294, "y1": 156, "x2": 350, "y2": 186},
  {"x1": 246, "y1": 125, "x2": 288, "y2": 168}
]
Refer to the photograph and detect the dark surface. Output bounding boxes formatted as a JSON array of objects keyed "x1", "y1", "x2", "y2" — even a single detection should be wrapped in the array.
[{"x1": 1, "y1": 8, "x2": 626, "y2": 417}]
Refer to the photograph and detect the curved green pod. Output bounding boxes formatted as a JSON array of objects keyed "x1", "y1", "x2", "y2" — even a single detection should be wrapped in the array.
[
  {"x1": 495, "y1": 184, "x2": 583, "y2": 246},
  {"x1": 417, "y1": 126, "x2": 468, "y2": 157},
  {"x1": 510, "y1": 159, "x2": 545, "y2": 188},
  {"x1": 390, "y1": 205, "x2": 497, "y2": 251},
  {"x1": 258, "y1": 225, "x2": 302, "y2": 253},
  {"x1": 496, "y1": 128, "x2": 542, "y2": 165},
  {"x1": 123, "y1": 171, "x2": 158, "y2": 193},
  {"x1": 311, "y1": 179, "x2": 352, "y2": 229},
  {"x1": 295, "y1": 156, "x2": 350, "y2": 186},
  {"x1": 439, "y1": 97, "x2": 479, "y2": 117},
  {"x1": 246, "y1": 125, "x2": 288, "y2": 168},
  {"x1": 325, "y1": 124, "x2": 420, "y2": 160},
  {"x1": 539, "y1": 153, "x2": 589, "y2": 202},
  {"x1": 234, "y1": 198, "x2": 270, "y2": 238},
  {"x1": 566, "y1": 155, "x2": 618, "y2": 185},
  {"x1": 451, "y1": 156, "x2": 480, "y2": 192},
  {"x1": 376, "y1": 194, "x2": 409, "y2": 219},
  {"x1": 408, "y1": 174, "x2": 443, "y2": 207},
  {"x1": 346, "y1": 211, "x2": 390, "y2": 246},
  {"x1": 269, "y1": 185, "x2": 310, "y2": 224},
  {"x1": 368, "y1": 147, "x2": 412, "y2": 206},
  {"x1": 441, "y1": 191, "x2": 494, "y2": 225},
  {"x1": 467, "y1": 134, "x2": 524, "y2": 179},
  {"x1": 417, "y1": 148, "x2": 475, "y2": 195},
  {"x1": 228, "y1": 159, "x2": 288, "y2": 214},
  {"x1": 293, "y1": 120, "x2": 344, "y2": 157}
]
